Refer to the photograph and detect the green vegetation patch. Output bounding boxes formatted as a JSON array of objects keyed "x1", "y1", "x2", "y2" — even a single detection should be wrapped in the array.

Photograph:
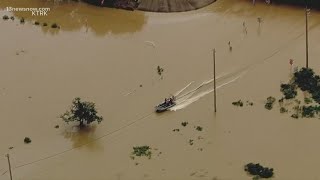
[
  {"x1": 280, "y1": 107, "x2": 288, "y2": 113},
  {"x1": 273, "y1": 68, "x2": 320, "y2": 119},
  {"x1": 131, "y1": 146, "x2": 152, "y2": 159},
  {"x1": 301, "y1": 105, "x2": 320, "y2": 118},
  {"x1": 244, "y1": 163, "x2": 274, "y2": 179},
  {"x1": 304, "y1": 97, "x2": 313, "y2": 104},
  {"x1": 280, "y1": 83, "x2": 297, "y2": 99}
]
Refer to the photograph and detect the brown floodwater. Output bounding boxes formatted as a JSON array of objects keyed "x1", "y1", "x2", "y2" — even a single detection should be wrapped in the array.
[{"x1": 1, "y1": 0, "x2": 320, "y2": 179}]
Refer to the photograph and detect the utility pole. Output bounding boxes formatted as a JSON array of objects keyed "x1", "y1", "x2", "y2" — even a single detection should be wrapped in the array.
[
  {"x1": 6, "y1": 154, "x2": 13, "y2": 180},
  {"x1": 305, "y1": 3, "x2": 309, "y2": 68},
  {"x1": 213, "y1": 49, "x2": 217, "y2": 113}
]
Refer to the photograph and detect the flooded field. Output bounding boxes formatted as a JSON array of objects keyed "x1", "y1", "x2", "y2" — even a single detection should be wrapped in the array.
[{"x1": 1, "y1": 0, "x2": 320, "y2": 179}]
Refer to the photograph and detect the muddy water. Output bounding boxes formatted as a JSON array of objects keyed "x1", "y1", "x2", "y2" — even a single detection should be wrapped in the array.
[{"x1": 1, "y1": 0, "x2": 320, "y2": 179}]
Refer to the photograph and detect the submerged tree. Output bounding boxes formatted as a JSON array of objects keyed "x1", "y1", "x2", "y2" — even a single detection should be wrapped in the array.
[
  {"x1": 280, "y1": 83, "x2": 297, "y2": 99},
  {"x1": 60, "y1": 97, "x2": 103, "y2": 127}
]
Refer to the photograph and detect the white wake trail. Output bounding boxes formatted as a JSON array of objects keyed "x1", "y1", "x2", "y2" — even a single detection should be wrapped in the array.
[
  {"x1": 169, "y1": 72, "x2": 245, "y2": 111},
  {"x1": 174, "y1": 81, "x2": 194, "y2": 97}
]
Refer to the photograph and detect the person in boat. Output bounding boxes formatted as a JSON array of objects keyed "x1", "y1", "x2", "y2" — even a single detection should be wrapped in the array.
[{"x1": 168, "y1": 97, "x2": 174, "y2": 104}]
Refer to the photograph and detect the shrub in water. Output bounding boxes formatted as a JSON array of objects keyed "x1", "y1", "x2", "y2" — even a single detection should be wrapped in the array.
[
  {"x1": 304, "y1": 97, "x2": 313, "y2": 104},
  {"x1": 280, "y1": 107, "x2": 287, "y2": 113},
  {"x1": 244, "y1": 163, "x2": 274, "y2": 179},
  {"x1": 293, "y1": 68, "x2": 317, "y2": 91},
  {"x1": 265, "y1": 96, "x2": 276, "y2": 110}
]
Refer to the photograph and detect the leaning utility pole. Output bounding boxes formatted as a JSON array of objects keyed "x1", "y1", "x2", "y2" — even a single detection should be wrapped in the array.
[
  {"x1": 212, "y1": 49, "x2": 217, "y2": 113},
  {"x1": 6, "y1": 154, "x2": 13, "y2": 180},
  {"x1": 305, "y1": 4, "x2": 309, "y2": 68}
]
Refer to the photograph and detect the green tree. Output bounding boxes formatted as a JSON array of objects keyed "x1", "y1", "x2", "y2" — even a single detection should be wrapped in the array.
[{"x1": 60, "y1": 97, "x2": 103, "y2": 127}]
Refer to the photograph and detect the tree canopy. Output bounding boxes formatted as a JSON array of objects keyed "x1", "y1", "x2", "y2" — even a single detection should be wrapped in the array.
[{"x1": 60, "y1": 97, "x2": 103, "y2": 127}]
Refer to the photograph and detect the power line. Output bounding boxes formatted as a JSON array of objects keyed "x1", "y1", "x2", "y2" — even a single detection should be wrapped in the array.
[{"x1": 2, "y1": 112, "x2": 154, "y2": 175}]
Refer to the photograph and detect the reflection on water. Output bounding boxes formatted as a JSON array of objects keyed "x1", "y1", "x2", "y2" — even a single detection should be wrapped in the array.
[
  {"x1": 0, "y1": 0, "x2": 147, "y2": 36},
  {"x1": 63, "y1": 125, "x2": 104, "y2": 151}
]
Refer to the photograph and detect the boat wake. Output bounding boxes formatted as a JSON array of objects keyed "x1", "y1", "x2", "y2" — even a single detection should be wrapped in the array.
[{"x1": 169, "y1": 69, "x2": 247, "y2": 111}]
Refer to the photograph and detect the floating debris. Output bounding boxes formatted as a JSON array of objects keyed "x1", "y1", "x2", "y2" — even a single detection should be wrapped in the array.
[
  {"x1": 196, "y1": 126, "x2": 203, "y2": 131},
  {"x1": 24, "y1": 137, "x2": 32, "y2": 144},
  {"x1": 55, "y1": 125, "x2": 59, "y2": 129},
  {"x1": 232, "y1": 100, "x2": 243, "y2": 107},
  {"x1": 145, "y1": 41, "x2": 156, "y2": 48},
  {"x1": 34, "y1": 21, "x2": 40, "y2": 25},
  {"x1": 3, "y1": 15, "x2": 9, "y2": 20},
  {"x1": 181, "y1": 122, "x2": 188, "y2": 127},
  {"x1": 188, "y1": 139, "x2": 194, "y2": 145},
  {"x1": 173, "y1": 128, "x2": 180, "y2": 132},
  {"x1": 197, "y1": 136, "x2": 204, "y2": 140},
  {"x1": 43, "y1": 22, "x2": 48, "y2": 26},
  {"x1": 10, "y1": 16, "x2": 14, "y2": 20},
  {"x1": 291, "y1": 114, "x2": 299, "y2": 119},
  {"x1": 157, "y1": 66, "x2": 164, "y2": 76},
  {"x1": 246, "y1": 101, "x2": 254, "y2": 106},
  {"x1": 51, "y1": 23, "x2": 59, "y2": 28},
  {"x1": 20, "y1": 18, "x2": 25, "y2": 24}
]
